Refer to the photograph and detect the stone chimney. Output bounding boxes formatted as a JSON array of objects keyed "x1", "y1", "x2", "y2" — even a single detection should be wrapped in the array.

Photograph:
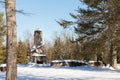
[{"x1": 34, "y1": 29, "x2": 42, "y2": 47}]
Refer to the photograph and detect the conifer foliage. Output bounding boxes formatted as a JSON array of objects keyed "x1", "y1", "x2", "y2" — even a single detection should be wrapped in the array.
[
  {"x1": 17, "y1": 41, "x2": 28, "y2": 64},
  {"x1": 0, "y1": 12, "x2": 6, "y2": 64},
  {"x1": 57, "y1": 0, "x2": 120, "y2": 69}
]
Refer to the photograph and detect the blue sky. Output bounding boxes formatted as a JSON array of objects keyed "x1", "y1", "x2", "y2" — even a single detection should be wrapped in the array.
[{"x1": 16, "y1": 0, "x2": 81, "y2": 42}]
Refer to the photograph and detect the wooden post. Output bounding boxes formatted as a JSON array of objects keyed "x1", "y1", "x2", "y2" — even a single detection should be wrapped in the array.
[{"x1": 5, "y1": 0, "x2": 17, "y2": 80}]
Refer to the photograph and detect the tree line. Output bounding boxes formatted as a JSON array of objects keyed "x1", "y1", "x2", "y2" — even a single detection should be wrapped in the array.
[
  {"x1": 0, "y1": 0, "x2": 119, "y2": 80},
  {"x1": 57, "y1": 0, "x2": 120, "y2": 69},
  {"x1": 0, "y1": 0, "x2": 120, "y2": 70}
]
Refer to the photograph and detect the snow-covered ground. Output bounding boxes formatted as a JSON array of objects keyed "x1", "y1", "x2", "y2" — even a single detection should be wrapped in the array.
[{"x1": 0, "y1": 64, "x2": 120, "y2": 80}]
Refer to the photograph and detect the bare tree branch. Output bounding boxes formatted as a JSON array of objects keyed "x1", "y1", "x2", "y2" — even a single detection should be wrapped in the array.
[
  {"x1": 0, "y1": 1, "x2": 32, "y2": 16},
  {"x1": 15, "y1": 9, "x2": 33, "y2": 16}
]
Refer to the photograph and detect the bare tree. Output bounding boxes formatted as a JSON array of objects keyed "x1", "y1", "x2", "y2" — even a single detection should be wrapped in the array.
[{"x1": 5, "y1": 0, "x2": 17, "y2": 80}]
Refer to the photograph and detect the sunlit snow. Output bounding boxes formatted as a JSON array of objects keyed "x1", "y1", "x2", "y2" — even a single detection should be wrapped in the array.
[{"x1": 0, "y1": 64, "x2": 120, "y2": 80}]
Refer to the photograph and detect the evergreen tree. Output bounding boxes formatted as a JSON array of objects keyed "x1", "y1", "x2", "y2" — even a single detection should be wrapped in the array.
[
  {"x1": 57, "y1": 0, "x2": 120, "y2": 69},
  {"x1": 17, "y1": 40, "x2": 28, "y2": 64},
  {"x1": 0, "y1": 12, "x2": 6, "y2": 64},
  {"x1": 0, "y1": 45, "x2": 6, "y2": 63},
  {"x1": 26, "y1": 42, "x2": 31, "y2": 62},
  {"x1": 53, "y1": 37, "x2": 64, "y2": 60}
]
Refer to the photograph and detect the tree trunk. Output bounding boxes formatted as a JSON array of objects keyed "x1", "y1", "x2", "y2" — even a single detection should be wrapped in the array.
[
  {"x1": 110, "y1": 46, "x2": 118, "y2": 69},
  {"x1": 5, "y1": 0, "x2": 17, "y2": 80}
]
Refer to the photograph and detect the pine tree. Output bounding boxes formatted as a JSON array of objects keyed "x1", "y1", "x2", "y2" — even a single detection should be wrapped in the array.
[
  {"x1": 57, "y1": 0, "x2": 120, "y2": 69},
  {"x1": 0, "y1": 12, "x2": 6, "y2": 64},
  {"x1": 17, "y1": 41, "x2": 28, "y2": 64},
  {"x1": 53, "y1": 37, "x2": 64, "y2": 60},
  {"x1": 0, "y1": 45, "x2": 6, "y2": 63}
]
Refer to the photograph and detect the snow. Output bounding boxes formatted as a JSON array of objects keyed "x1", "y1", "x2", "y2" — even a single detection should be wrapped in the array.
[
  {"x1": 0, "y1": 64, "x2": 6, "y2": 67},
  {"x1": 51, "y1": 60, "x2": 85, "y2": 63},
  {"x1": 88, "y1": 60, "x2": 102, "y2": 63},
  {"x1": 35, "y1": 29, "x2": 42, "y2": 31},
  {"x1": 0, "y1": 64, "x2": 120, "y2": 80},
  {"x1": 32, "y1": 53, "x2": 39, "y2": 56}
]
